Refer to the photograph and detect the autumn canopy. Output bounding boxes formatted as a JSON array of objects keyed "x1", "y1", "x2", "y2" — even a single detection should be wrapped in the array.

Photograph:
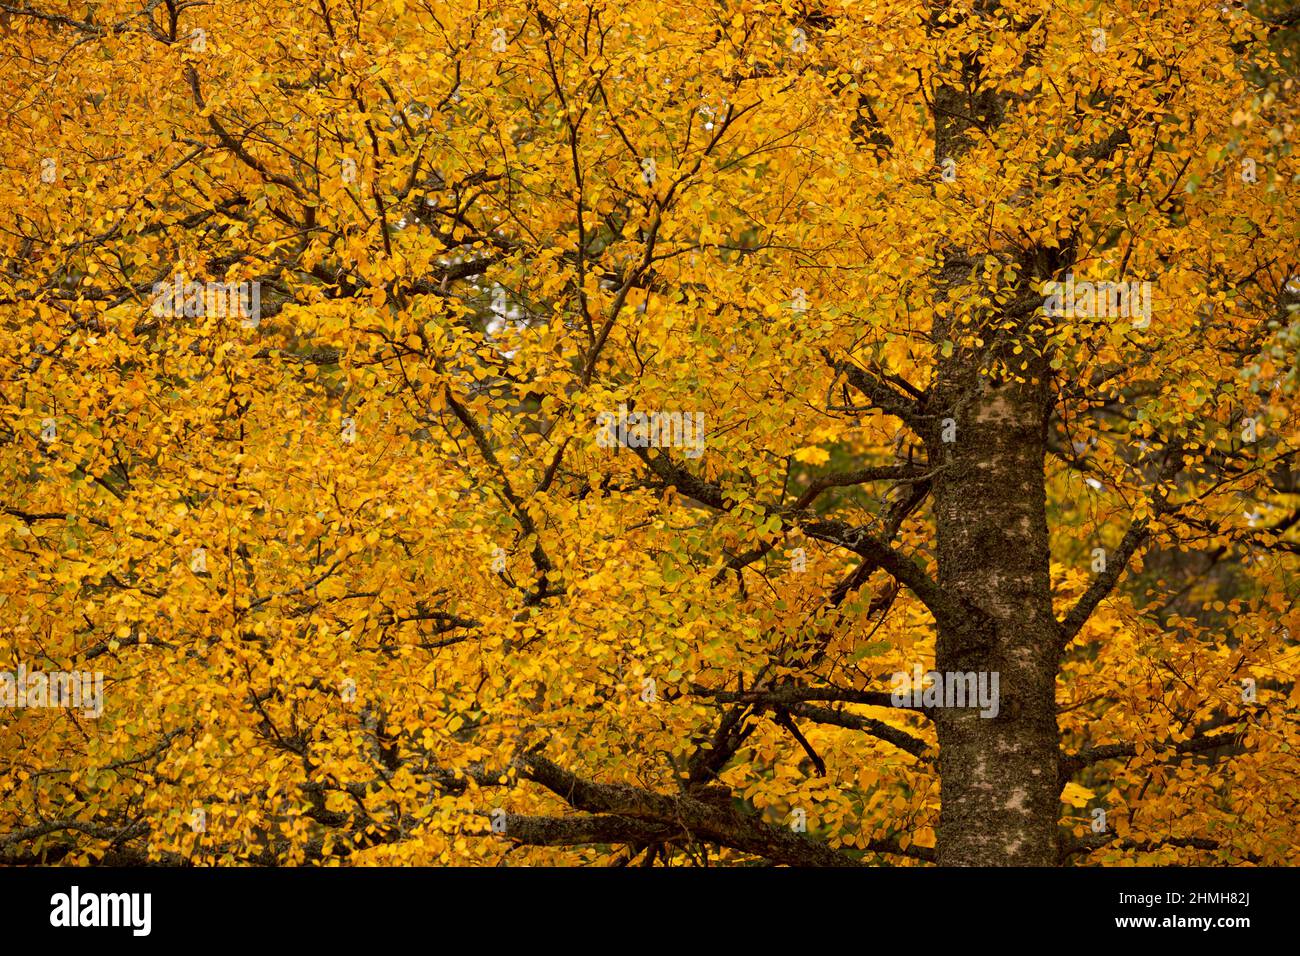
[{"x1": 0, "y1": 0, "x2": 1297, "y2": 867}]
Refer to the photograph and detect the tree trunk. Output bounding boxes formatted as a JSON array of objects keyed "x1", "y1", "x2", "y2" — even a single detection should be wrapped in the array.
[
  {"x1": 929, "y1": 366, "x2": 1061, "y2": 865},
  {"x1": 922, "y1": 29, "x2": 1064, "y2": 860}
]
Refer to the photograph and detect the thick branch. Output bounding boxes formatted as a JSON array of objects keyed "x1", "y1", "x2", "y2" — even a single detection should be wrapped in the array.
[
  {"x1": 1061, "y1": 832, "x2": 1260, "y2": 864},
  {"x1": 516, "y1": 753, "x2": 881, "y2": 865},
  {"x1": 501, "y1": 813, "x2": 680, "y2": 847},
  {"x1": 1057, "y1": 517, "x2": 1149, "y2": 646},
  {"x1": 782, "y1": 702, "x2": 931, "y2": 760},
  {"x1": 1059, "y1": 728, "x2": 1244, "y2": 786}
]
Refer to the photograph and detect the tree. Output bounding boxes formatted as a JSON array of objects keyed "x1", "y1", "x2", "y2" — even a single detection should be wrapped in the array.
[{"x1": 0, "y1": 0, "x2": 1297, "y2": 867}]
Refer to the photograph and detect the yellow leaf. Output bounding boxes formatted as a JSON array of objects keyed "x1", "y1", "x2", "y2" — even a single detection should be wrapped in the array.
[
  {"x1": 1061, "y1": 782, "x2": 1095, "y2": 808},
  {"x1": 793, "y1": 446, "x2": 830, "y2": 465}
]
